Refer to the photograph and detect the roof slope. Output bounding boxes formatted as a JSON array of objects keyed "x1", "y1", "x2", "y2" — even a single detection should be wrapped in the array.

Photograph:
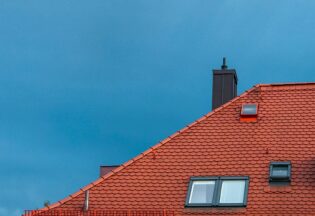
[{"x1": 38, "y1": 83, "x2": 315, "y2": 215}]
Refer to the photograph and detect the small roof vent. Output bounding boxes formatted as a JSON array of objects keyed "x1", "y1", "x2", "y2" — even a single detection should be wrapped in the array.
[
  {"x1": 269, "y1": 161, "x2": 291, "y2": 183},
  {"x1": 240, "y1": 104, "x2": 258, "y2": 122}
]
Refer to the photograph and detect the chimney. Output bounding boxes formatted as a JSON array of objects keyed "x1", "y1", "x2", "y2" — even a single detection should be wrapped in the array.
[
  {"x1": 212, "y1": 58, "x2": 238, "y2": 110},
  {"x1": 99, "y1": 165, "x2": 120, "y2": 177}
]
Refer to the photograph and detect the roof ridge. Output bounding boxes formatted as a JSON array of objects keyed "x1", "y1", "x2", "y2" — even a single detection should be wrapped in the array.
[
  {"x1": 256, "y1": 82, "x2": 315, "y2": 87},
  {"x1": 38, "y1": 85, "x2": 259, "y2": 211}
]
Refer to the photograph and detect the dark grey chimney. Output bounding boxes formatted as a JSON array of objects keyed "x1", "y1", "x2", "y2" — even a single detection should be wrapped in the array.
[
  {"x1": 212, "y1": 58, "x2": 238, "y2": 110},
  {"x1": 100, "y1": 165, "x2": 120, "y2": 177}
]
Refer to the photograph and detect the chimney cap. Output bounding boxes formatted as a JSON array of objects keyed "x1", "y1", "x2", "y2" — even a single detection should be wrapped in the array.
[{"x1": 221, "y1": 57, "x2": 228, "y2": 70}]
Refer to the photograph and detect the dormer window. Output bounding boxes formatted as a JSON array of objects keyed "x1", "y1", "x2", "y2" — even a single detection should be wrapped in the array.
[
  {"x1": 269, "y1": 161, "x2": 291, "y2": 182},
  {"x1": 186, "y1": 176, "x2": 249, "y2": 207}
]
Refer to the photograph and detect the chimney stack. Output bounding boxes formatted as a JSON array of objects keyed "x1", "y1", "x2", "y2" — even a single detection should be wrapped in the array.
[
  {"x1": 212, "y1": 58, "x2": 238, "y2": 110},
  {"x1": 100, "y1": 165, "x2": 120, "y2": 177}
]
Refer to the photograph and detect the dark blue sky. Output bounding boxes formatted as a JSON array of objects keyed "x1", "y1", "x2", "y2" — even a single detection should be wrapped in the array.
[{"x1": 1, "y1": 1, "x2": 315, "y2": 215}]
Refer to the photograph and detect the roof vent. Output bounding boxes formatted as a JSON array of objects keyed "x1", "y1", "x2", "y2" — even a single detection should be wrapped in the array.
[
  {"x1": 269, "y1": 161, "x2": 291, "y2": 183},
  {"x1": 83, "y1": 190, "x2": 89, "y2": 211},
  {"x1": 240, "y1": 104, "x2": 258, "y2": 122}
]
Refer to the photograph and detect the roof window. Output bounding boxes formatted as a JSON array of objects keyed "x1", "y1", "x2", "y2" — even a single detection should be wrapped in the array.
[
  {"x1": 269, "y1": 161, "x2": 291, "y2": 182},
  {"x1": 186, "y1": 176, "x2": 249, "y2": 207}
]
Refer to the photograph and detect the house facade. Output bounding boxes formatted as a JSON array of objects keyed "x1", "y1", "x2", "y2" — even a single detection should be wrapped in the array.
[{"x1": 25, "y1": 61, "x2": 315, "y2": 215}]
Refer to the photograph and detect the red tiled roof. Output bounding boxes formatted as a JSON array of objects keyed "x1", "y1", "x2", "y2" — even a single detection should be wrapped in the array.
[{"x1": 31, "y1": 82, "x2": 315, "y2": 215}]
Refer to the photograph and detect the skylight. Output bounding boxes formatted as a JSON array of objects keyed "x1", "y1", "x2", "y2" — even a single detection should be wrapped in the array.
[{"x1": 186, "y1": 177, "x2": 249, "y2": 207}]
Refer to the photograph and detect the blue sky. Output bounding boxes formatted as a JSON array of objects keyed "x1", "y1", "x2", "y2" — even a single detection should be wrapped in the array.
[{"x1": 1, "y1": 1, "x2": 315, "y2": 215}]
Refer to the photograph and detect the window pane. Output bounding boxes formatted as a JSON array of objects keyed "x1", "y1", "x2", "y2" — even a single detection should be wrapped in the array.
[
  {"x1": 189, "y1": 181, "x2": 215, "y2": 204},
  {"x1": 219, "y1": 180, "x2": 245, "y2": 204},
  {"x1": 272, "y1": 166, "x2": 288, "y2": 177}
]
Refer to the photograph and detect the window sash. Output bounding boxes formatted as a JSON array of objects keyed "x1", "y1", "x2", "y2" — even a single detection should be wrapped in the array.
[
  {"x1": 218, "y1": 180, "x2": 246, "y2": 205},
  {"x1": 188, "y1": 181, "x2": 216, "y2": 204}
]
